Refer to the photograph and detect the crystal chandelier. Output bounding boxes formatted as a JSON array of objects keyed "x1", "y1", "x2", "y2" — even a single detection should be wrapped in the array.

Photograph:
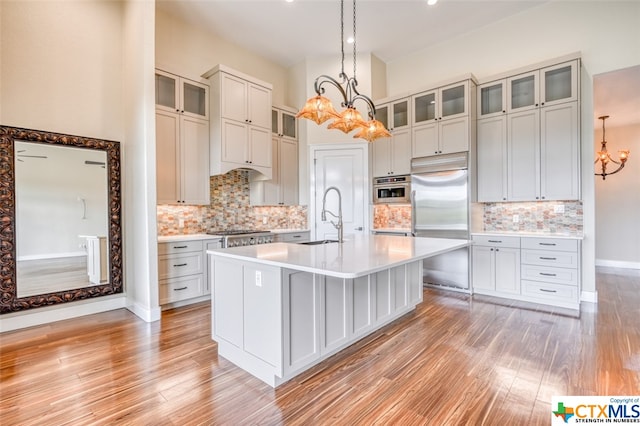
[
  {"x1": 297, "y1": 0, "x2": 390, "y2": 142},
  {"x1": 594, "y1": 115, "x2": 630, "y2": 180}
]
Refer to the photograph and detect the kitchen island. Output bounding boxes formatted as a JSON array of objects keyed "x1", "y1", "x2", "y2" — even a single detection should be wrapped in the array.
[{"x1": 207, "y1": 235, "x2": 470, "y2": 387}]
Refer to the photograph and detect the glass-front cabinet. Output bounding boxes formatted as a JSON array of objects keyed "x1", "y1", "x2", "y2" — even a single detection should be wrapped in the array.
[
  {"x1": 478, "y1": 80, "x2": 507, "y2": 118},
  {"x1": 375, "y1": 97, "x2": 410, "y2": 132},
  {"x1": 412, "y1": 81, "x2": 469, "y2": 126},
  {"x1": 507, "y1": 60, "x2": 578, "y2": 113},
  {"x1": 272, "y1": 107, "x2": 296, "y2": 139},
  {"x1": 155, "y1": 69, "x2": 208, "y2": 119}
]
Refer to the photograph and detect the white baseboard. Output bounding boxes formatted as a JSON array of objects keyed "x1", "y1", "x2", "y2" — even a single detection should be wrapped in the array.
[
  {"x1": 0, "y1": 295, "x2": 127, "y2": 333},
  {"x1": 127, "y1": 301, "x2": 161, "y2": 323},
  {"x1": 595, "y1": 259, "x2": 640, "y2": 270},
  {"x1": 581, "y1": 290, "x2": 598, "y2": 304}
]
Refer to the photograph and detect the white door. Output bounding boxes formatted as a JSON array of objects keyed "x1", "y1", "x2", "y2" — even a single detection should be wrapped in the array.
[{"x1": 313, "y1": 146, "x2": 367, "y2": 241}]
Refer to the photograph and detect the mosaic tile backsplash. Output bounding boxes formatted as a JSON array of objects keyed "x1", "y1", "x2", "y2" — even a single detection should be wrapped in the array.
[
  {"x1": 157, "y1": 170, "x2": 308, "y2": 235},
  {"x1": 483, "y1": 201, "x2": 583, "y2": 234},
  {"x1": 372, "y1": 204, "x2": 412, "y2": 229}
]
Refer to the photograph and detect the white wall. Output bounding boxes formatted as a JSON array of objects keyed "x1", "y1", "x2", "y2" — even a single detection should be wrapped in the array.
[
  {"x1": 595, "y1": 123, "x2": 640, "y2": 267},
  {"x1": 384, "y1": 1, "x2": 640, "y2": 297},
  {"x1": 155, "y1": 8, "x2": 289, "y2": 106}
]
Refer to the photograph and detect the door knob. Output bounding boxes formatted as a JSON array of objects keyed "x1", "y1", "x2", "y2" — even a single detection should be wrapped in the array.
[{"x1": 355, "y1": 227, "x2": 363, "y2": 231}]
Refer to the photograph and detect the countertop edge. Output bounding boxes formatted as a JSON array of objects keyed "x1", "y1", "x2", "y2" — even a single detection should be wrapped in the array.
[{"x1": 471, "y1": 232, "x2": 584, "y2": 240}]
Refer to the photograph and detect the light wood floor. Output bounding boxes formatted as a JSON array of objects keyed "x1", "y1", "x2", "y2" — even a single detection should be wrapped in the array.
[
  {"x1": 1, "y1": 267, "x2": 638, "y2": 425},
  {"x1": 17, "y1": 256, "x2": 90, "y2": 297}
]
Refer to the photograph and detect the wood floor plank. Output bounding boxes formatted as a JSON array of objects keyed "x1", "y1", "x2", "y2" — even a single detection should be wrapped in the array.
[{"x1": 1, "y1": 267, "x2": 639, "y2": 425}]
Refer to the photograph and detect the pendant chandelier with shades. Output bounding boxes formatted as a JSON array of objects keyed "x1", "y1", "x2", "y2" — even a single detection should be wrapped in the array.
[
  {"x1": 594, "y1": 115, "x2": 630, "y2": 180},
  {"x1": 296, "y1": 0, "x2": 391, "y2": 142}
]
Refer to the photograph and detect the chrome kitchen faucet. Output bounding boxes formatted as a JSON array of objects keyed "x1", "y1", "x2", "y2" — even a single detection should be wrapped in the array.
[{"x1": 321, "y1": 186, "x2": 343, "y2": 243}]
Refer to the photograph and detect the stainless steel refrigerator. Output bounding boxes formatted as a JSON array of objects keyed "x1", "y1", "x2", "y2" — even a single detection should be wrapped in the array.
[{"x1": 411, "y1": 152, "x2": 470, "y2": 291}]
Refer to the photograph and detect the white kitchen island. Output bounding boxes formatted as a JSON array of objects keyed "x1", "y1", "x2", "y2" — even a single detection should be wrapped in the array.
[{"x1": 207, "y1": 235, "x2": 471, "y2": 387}]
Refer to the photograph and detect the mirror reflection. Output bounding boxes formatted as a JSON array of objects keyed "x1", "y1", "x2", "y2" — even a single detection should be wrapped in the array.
[{"x1": 15, "y1": 141, "x2": 109, "y2": 298}]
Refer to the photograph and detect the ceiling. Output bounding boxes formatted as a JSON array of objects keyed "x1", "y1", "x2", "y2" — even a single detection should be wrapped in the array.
[{"x1": 156, "y1": 0, "x2": 548, "y2": 67}]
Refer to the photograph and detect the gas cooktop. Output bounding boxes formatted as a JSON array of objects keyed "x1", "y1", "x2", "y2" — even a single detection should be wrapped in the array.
[{"x1": 207, "y1": 229, "x2": 271, "y2": 236}]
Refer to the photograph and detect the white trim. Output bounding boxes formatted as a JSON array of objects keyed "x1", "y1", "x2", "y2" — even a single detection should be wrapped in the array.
[
  {"x1": 580, "y1": 290, "x2": 598, "y2": 303},
  {"x1": 0, "y1": 295, "x2": 127, "y2": 333},
  {"x1": 595, "y1": 259, "x2": 640, "y2": 270},
  {"x1": 126, "y1": 301, "x2": 161, "y2": 323},
  {"x1": 17, "y1": 252, "x2": 86, "y2": 261}
]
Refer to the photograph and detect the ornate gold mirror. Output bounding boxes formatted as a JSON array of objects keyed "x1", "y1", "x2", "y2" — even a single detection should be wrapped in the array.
[{"x1": 0, "y1": 126, "x2": 123, "y2": 313}]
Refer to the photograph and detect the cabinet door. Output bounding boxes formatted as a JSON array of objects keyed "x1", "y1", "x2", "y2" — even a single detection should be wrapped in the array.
[
  {"x1": 281, "y1": 110, "x2": 297, "y2": 139},
  {"x1": 180, "y1": 116, "x2": 210, "y2": 205},
  {"x1": 472, "y1": 246, "x2": 494, "y2": 291},
  {"x1": 477, "y1": 116, "x2": 507, "y2": 202},
  {"x1": 374, "y1": 104, "x2": 390, "y2": 130},
  {"x1": 412, "y1": 90, "x2": 437, "y2": 126},
  {"x1": 181, "y1": 79, "x2": 208, "y2": 119},
  {"x1": 248, "y1": 84, "x2": 272, "y2": 129},
  {"x1": 439, "y1": 81, "x2": 467, "y2": 121},
  {"x1": 439, "y1": 116, "x2": 469, "y2": 154},
  {"x1": 156, "y1": 110, "x2": 180, "y2": 203},
  {"x1": 372, "y1": 136, "x2": 392, "y2": 177},
  {"x1": 284, "y1": 271, "x2": 320, "y2": 373},
  {"x1": 391, "y1": 98, "x2": 410, "y2": 130},
  {"x1": 540, "y1": 61, "x2": 578, "y2": 107},
  {"x1": 540, "y1": 102, "x2": 579, "y2": 200},
  {"x1": 494, "y1": 247, "x2": 521, "y2": 295},
  {"x1": 221, "y1": 119, "x2": 248, "y2": 165},
  {"x1": 478, "y1": 80, "x2": 507, "y2": 119},
  {"x1": 507, "y1": 109, "x2": 540, "y2": 201},
  {"x1": 220, "y1": 73, "x2": 248, "y2": 122},
  {"x1": 280, "y1": 138, "x2": 299, "y2": 205},
  {"x1": 321, "y1": 276, "x2": 350, "y2": 354},
  {"x1": 412, "y1": 122, "x2": 438, "y2": 157},
  {"x1": 391, "y1": 129, "x2": 411, "y2": 176},
  {"x1": 155, "y1": 70, "x2": 179, "y2": 112},
  {"x1": 249, "y1": 126, "x2": 272, "y2": 168},
  {"x1": 507, "y1": 70, "x2": 539, "y2": 113},
  {"x1": 262, "y1": 137, "x2": 280, "y2": 205}
]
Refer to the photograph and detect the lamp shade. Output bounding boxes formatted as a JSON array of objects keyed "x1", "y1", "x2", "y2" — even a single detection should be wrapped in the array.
[
  {"x1": 327, "y1": 107, "x2": 366, "y2": 134},
  {"x1": 353, "y1": 119, "x2": 391, "y2": 142},
  {"x1": 296, "y1": 95, "x2": 339, "y2": 125}
]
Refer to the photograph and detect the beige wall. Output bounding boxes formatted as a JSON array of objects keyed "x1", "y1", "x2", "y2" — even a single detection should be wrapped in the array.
[
  {"x1": 155, "y1": 8, "x2": 288, "y2": 106},
  {"x1": 595, "y1": 123, "x2": 640, "y2": 267}
]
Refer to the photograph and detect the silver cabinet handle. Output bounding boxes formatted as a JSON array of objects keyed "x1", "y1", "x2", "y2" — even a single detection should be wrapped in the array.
[
  {"x1": 173, "y1": 245, "x2": 188, "y2": 249},
  {"x1": 539, "y1": 242, "x2": 556, "y2": 246},
  {"x1": 174, "y1": 286, "x2": 188, "y2": 291},
  {"x1": 488, "y1": 240, "x2": 502, "y2": 243},
  {"x1": 540, "y1": 288, "x2": 557, "y2": 293},
  {"x1": 173, "y1": 263, "x2": 188, "y2": 267},
  {"x1": 540, "y1": 257, "x2": 557, "y2": 260},
  {"x1": 540, "y1": 272, "x2": 557, "y2": 277}
]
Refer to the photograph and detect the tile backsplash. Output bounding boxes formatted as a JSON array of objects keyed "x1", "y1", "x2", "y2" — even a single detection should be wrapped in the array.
[
  {"x1": 157, "y1": 170, "x2": 307, "y2": 235},
  {"x1": 482, "y1": 201, "x2": 583, "y2": 234},
  {"x1": 373, "y1": 204, "x2": 411, "y2": 229}
]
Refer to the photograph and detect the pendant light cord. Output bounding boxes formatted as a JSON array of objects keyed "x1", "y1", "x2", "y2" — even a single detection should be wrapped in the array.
[
  {"x1": 352, "y1": 0, "x2": 357, "y2": 82},
  {"x1": 340, "y1": 0, "x2": 345, "y2": 79}
]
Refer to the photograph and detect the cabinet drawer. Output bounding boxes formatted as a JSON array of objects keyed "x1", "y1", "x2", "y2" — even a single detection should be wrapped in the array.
[
  {"x1": 521, "y1": 237, "x2": 577, "y2": 252},
  {"x1": 280, "y1": 232, "x2": 310, "y2": 243},
  {"x1": 521, "y1": 249, "x2": 578, "y2": 268},
  {"x1": 521, "y1": 279, "x2": 578, "y2": 303},
  {"x1": 158, "y1": 252, "x2": 204, "y2": 279},
  {"x1": 159, "y1": 275, "x2": 203, "y2": 304},
  {"x1": 521, "y1": 264, "x2": 578, "y2": 286},
  {"x1": 472, "y1": 235, "x2": 520, "y2": 248},
  {"x1": 158, "y1": 240, "x2": 204, "y2": 255}
]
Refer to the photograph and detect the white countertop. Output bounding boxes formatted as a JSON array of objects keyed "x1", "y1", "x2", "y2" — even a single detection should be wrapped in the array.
[
  {"x1": 472, "y1": 231, "x2": 584, "y2": 240},
  {"x1": 158, "y1": 233, "x2": 221, "y2": 243},
  {"x1": 269, "y1": 229, "x2": 310, "y2": 234},
  {"x1": 372, "y1": 228, "x2": 411, "y2": 234},
  {"x1": 207, "y1": 235, "x2": 471, "y2": 279}
]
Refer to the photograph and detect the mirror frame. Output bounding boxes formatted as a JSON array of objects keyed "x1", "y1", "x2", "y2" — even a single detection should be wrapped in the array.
[{"x1": 0, "y1": 126, "x2": 123, "y2": 314}]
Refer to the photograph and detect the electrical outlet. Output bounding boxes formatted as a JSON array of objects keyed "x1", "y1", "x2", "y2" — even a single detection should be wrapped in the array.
[
  {"x1": 255, "y1": 271, "x2": 262, "y2": 287},
  {"x1": 512, "y1": 214, "x2": 519, "y2": 223},
  {"x1": 262, "y1": 216, "x2": 268, "y2": 225},
  {"x1": 554, "y1": 204, "x2": 565, "y2": 214},
  {"x1": 178, "y1": 218, "x2": 184, "y2": 228}
]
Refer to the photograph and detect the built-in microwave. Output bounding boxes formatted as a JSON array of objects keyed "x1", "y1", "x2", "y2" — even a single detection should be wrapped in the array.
[{"x1": 373, "y1": 175, "x2": 411, "y2": 204}]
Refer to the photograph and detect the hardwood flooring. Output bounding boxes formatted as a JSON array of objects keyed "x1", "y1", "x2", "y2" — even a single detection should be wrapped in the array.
[
  {"x1": 16, "y1": 256, "x2": 90, "y2": 298},
  {"x1": 1, "y1": 267, "x2": 639, "y2": 425}
]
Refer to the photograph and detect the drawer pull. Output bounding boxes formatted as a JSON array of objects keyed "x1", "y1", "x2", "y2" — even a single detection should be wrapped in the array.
[
  {"x1": 174, "y1": 286, "x2": 188, "y2": 291},
  {"x1": 540, "y1": 288, "x2": 557, "y2": 293},
  {"x1": 539, "y1": 242, "x2": 556, "y2": 246},
  {"x1": 292, "y1": 235, "x2": 301, "y2": 238},
  {"x1": 173, "y1": 263, "x2": 188, "y2": 267},
  {"x1": 488, "y1": 240, "x2": 502, "y2": 243},
  {"x1": 173, "y1": 245, "x2": 188, "y2": 249},
  {"x1": 539, "y1": 257, "x2": 557, "y2": 260},
  {"x1": 540, "y1": 272, "x2": 557, "y2": 277}
]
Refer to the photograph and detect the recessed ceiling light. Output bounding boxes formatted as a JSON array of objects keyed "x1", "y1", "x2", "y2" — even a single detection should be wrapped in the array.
[
  {"x1": 347, "y1": 36, "x2": 355, "y2": 44},
  {"x1": 427, "y1": 0, "x2": 438, "y2": 5},
  {"x1": 285, "y1": 0, "x2": 294, "y2": 3}
]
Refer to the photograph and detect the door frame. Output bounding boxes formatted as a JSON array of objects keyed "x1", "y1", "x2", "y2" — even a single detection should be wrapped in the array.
[{"x1": 309, "y1": 143, "x2": 371, "y2": 241}]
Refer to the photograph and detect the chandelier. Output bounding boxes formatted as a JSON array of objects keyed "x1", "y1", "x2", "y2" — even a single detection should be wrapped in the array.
[
  {"x1": 296, "y1": 0, "x2": 390, "y2": 142},
  {"x1": 594, "y1": 115, "x2": 630, "y2": 180}
]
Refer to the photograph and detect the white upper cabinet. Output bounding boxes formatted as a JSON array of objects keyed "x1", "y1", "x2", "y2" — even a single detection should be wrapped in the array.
[
  {"x1": 372, "y1": 97, "x2": 411, "y2": 177},
  {"x1": 155, "y1": 69, "x2": 208, "y2": 120},
  {"x1": 507, "y1": 60, "x2": 578, "y2": 113},
  {"x1": 478, "y1": 80, "x2": 507, "y2": 119},
  {"x1": 205, "y1": 65, "x2": 273, "y2": 178},
  {"x1": 272, "y1": 107, "x2": 297, "y2": 140},
  {"x1": 412, "y1": 79, "x2": 475, "y2": 158}
]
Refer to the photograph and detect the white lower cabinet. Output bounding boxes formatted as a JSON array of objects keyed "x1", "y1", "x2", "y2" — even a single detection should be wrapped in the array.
[
  {"x1": 273, "y1": 230, "x2": 310, "y2": 243},
  {"x1": 210, "y1": 257, "x2": 423, "y2": 387},
  {"x1": 472, "y1": 235, "x2": 581, "y2": 310}
]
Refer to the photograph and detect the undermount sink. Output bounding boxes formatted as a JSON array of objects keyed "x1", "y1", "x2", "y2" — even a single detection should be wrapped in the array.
[{"x1": 299, "y1": 239, "x2": 340, "y2": 245}]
